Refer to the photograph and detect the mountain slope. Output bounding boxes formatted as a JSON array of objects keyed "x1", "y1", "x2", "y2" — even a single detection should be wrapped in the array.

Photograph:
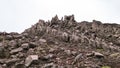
[{"x1": 0, "y1": 15, "x2": 120, "y2": 68}]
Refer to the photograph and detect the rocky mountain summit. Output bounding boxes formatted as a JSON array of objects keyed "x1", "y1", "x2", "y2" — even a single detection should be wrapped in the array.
[{"x1": 0, "y1": 15, "x2": 120, "y2": 68}]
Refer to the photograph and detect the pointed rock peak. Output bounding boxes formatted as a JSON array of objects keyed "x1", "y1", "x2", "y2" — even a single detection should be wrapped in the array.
[
  {"x1": 61, "y1": 17, "x2": 63, "y2": 21},
  {"x1": 51, "y1": 15, "x2": 59, "y2": 22},
  {"x1": 39, "y1": 19, "x2": 45, "y2": 23},
  {"x1": 64, "y1": 15, "x2": 75, "y2": 22}
]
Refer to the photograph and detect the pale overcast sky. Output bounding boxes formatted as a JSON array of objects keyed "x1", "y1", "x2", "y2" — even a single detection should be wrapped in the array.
[{"x1": 0, "y1": 0, "x2": 120, "y2": 33}]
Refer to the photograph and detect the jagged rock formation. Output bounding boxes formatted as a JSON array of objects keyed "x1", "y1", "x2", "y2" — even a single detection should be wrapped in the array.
[{"x1": 0, "y1": 15, "x2": 120, "y2": 68}]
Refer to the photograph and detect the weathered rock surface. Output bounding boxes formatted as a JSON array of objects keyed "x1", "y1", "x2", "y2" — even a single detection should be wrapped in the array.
[
  {"x1": 10, "y1": 47, "x2": 23, "y2": 54},
  {"x1": 25, "y1": 55, "x2": 38, "y2": 67},
  {"x1": 0, "y1": 15, "x2": 120, "y2": 68}
]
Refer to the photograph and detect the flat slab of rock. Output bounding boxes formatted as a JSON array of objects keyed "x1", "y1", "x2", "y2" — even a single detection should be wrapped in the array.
[
  {"x1": 5, "y1": 58, "x2": 20, "y2": 66},
  {"x1": 25, "y1": 55, "x2": 38, "y2": 67},
  {"x1": 10, "y1": 47, "x2": 23, "y2": 54},
  {"x1": 21, "y1": 43, "x2": 29, "y2": 49},
  {"x1": 39, "y1": 39, "x2": 46, "y2": 43}
]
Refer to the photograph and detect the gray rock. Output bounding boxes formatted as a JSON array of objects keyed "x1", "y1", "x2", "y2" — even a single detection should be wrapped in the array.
[
  {"x1": 0, "y1": 36, "x2": 3, "y2": 42},
  {"x1": 0, "y1": 43, "x2": 3, "y2": 47},
  {"x1": 2, "y1": 64, "x2": 7, "y2": 68},
  {"x1": 21, "y1": 43, "x2": 29, "y2": 50},
  {"x1": 64, "y1": 15, "x2": 75, "y2": 22},
  {"x1": 71, "y1": 51, "x2": 77, "y2": 55},
  {"x1": 86, "y1": 51, "x2": 104, "y2": 58},
  {"x1": 71, "y1": 33, "x2": 80, "y2": 43},
  {"x1": 93, "y1": 51, "x2": 104, "y2": 58},
  {"x1": 0, "y1": 46, "x2": 6, "y2": 58},
  {"x1": 8, "y1": 40, "x2": 17, "y2": 49},
  {"x1": 62, "y1": 32, "x2": 70, "y2": 42},
  {"x1": 0, "y1": 59, "x2": 7, "y2": 64},
  {"x1": 86, "y1": 53, "x2": 94, "y2": 57},
  {"x1": 64, "y1": 50, "x2": 71, "y2": 55},
  {"x1": 39, "y1": 39, "x2": 47, "y2": 43},
  {"x1": 0, "y1": 65, "x2": 2, "y2": 68},
  {"x1": 15, "y1": 64, "x2": 26, "y2": 68},
  {"x1": 42, "y1": 63, "x2": 54, "y2": 68},
  {"x1": 65, "y1": 65, "x2": 74, "y2": 68},
  {"x1": 44, "y1": 54, "x2": 54, "y2": 59},
  {"x1": 5, "y1": 35, "x2": 13, "y2": 40},
  {"x1": 25, "y1": 55, "x2": 38, "y2": 67},
  {"x1": 50, "y1": 15, "x2": 59, "y2": 26},
  {"x1": 10, "y1": 47, "x2": 23, "y2": 54},
  {"x1": 72, "y1": 53, "x2": 83, "y2": 64},
  {"x1": 17, "y1": 52, "x2": 25, "y2": 58},
  {"x1": 49, "y1": 48, "x2": 55, "y2": 53},
  {"x1": 27, "y1": 48, "x2": 35, "y2": 55},
  {"x1": 13, "y1": 34, "x2": 22, "y2": 39},
  {"x1": 5, "y1": 58, "x2": 20, "y2": 66},
  {"x1": 29, "y1": 42, "x2": 37, "y2": 48}
]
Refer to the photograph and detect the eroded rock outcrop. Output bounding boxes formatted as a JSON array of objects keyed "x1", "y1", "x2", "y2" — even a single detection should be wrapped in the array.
[{"x1": 0, "y1": 15, "x2": 120, "y2": 68}]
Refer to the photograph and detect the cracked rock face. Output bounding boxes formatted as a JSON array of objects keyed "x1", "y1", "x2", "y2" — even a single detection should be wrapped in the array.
[{"x1": 0, "y1": 15, "x2": 120, "y2": 68}]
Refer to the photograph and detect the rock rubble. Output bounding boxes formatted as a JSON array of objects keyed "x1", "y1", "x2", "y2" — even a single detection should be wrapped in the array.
[{"x1": 0, "y1": 15, "x2": 120, "y2": 68}]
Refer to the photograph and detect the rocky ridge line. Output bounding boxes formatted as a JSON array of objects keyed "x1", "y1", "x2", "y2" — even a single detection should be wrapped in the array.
[{"x1": 0, "y1": 15, "x2": 120, "y2": 68}]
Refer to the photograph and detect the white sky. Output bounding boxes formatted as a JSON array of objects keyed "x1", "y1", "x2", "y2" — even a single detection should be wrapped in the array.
[{"x1": 0, "y1": 0, "x2": 120, "y2": 33}]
